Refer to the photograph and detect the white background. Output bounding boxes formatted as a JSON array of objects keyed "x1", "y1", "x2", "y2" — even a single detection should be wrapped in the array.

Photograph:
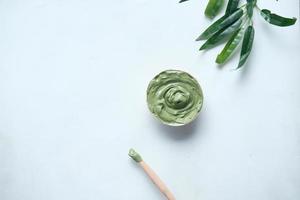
[{"x1": 0, "y1": 0, "x2": 299, "y2": 199}]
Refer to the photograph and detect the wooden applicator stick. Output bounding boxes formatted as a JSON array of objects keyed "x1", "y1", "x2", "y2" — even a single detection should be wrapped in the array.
[{"x1": 129, "y1": 148, "x2": 176, "y2": 200}]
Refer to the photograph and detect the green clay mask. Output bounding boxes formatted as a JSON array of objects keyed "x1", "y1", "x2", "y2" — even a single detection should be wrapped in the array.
[
  {"x1": 147, "y1": 70, "x2": 203, "y2": 126},
  {"x1": 128, "y1": 148, "x2": 143, "y2": 163}
]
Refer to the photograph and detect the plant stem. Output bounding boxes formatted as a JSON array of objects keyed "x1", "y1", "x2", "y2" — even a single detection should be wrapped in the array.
[{"x1": 255, "y1": 4, "x2": 261, "y2": 12}]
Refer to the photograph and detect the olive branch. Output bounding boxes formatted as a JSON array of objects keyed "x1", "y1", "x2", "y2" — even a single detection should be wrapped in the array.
[{"x1": 180, "y1": 0, "x2": 297, "y2": 69}]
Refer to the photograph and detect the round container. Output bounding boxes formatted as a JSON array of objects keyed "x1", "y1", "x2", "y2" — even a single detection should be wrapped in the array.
[{"x1": 147, "y1": 70, "x2": 203, "y2": 126}]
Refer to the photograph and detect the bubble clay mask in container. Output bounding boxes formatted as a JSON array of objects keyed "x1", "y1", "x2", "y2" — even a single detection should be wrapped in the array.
[{"x1": 147, "y1": 70, "x2": 203, "y2": 126}]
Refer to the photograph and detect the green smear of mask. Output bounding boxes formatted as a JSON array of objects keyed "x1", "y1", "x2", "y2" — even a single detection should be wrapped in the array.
[{"x1": 128, "y1": 148, "x2": 143, "y2": 163}]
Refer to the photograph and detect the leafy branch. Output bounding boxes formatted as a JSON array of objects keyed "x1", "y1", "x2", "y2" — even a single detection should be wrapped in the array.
[{"x1": 180, "y1": 0, "x2": 297, "y2": 69}]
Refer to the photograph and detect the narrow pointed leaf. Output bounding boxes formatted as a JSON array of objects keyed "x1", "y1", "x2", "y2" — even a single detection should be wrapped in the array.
[
  {"x1": 179, "y1": 0, "x2": 189, "y2": 3},
  {"x1": 196, "y1": 8, "x2": 243, "y2": 41},
  {"x1": 200, "y1": 17, "x2": 242, "y2": 50},
  {"x1": 205, "y1": 0, "x2": 224, "y2": 19},
  {"x1": 216, "y1": 28, "x2": 244, "y2": 64},
  {"x1": 260, "y1": 9, "x2": 297, "y2": 27},
  {"x1": 225, "y1": 0, "x2": 240, "y2": 15},
  {"x1": 237, "y1": 25, "x2": 255, "y2": 69},
  {"x1": 246, "y1": 0, "x2": 256, "y2": 18}
]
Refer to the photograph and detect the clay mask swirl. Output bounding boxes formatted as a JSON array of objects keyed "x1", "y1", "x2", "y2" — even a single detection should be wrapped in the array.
[{"x1": 147, "y1": 70, "x2": 203, "y2": 126}]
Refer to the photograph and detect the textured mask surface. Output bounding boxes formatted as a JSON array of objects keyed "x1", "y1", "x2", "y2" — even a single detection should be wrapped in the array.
[{"x1": 147, "y1": 70, "x2": 203, "y2": 126}]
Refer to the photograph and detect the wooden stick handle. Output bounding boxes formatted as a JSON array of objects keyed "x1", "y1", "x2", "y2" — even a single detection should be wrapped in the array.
[{"x1": 139, "y1": 161, "x2": 176, "y2": 200}]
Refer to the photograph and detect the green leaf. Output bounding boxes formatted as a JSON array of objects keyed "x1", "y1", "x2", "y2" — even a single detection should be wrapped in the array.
[
  {"x1": 200, "y1": 17, "x2": 242, "y2": 50},
  {"x1": 205, "y1": 0, "x2": 225, "y2": 19},
  {"x1": 237, "y1": 25, "x2": 255, "y2": 69},
  {"x1": 246, "y1": 0, "x2": 256, "y2": 18},
  {"x1": 216, "y1": 28, "x2": 244, "y2": 64},
  {"x1": 225, "y1": 0, "x2": 240, "y2": 15},
  {"x1": 260, "y1": 9, "x2": 297, "y2": 27},
  {"x1": 196, "y1": 8, "x2": 243, "y2": 41},
  {"x1": 179, "y1": 0, "x2": 189, "y2": 3}
]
